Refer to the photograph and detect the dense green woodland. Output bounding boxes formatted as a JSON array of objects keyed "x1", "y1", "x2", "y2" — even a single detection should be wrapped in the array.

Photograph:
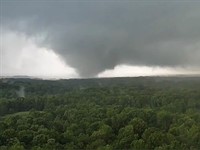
[{"x1": 0, "y1": 77, "x2": 200, "y2": 150}]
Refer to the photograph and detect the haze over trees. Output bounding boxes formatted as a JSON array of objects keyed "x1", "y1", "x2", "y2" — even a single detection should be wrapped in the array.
[{"x1": 0, "y1": 77, "x2": 200, "y2": 149}]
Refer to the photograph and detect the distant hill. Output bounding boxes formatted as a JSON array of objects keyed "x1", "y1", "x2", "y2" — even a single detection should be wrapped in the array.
[{"x1": 0, "y1": 75, "x2": 40, "y2": 79}]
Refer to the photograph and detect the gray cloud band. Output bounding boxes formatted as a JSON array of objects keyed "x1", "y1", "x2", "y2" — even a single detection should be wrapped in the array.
[{"x1": 2, "y1": 1, "x2": 200, "y2": 77}]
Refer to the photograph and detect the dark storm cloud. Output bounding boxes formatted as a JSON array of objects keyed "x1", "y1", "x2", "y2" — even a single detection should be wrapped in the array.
[{"x1": 1, "y1": 0, "x2": 200, "y2": 77}]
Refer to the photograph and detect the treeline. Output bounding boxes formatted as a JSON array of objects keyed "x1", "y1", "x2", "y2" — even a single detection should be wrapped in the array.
[{"x1": 0, "y1": 77, "x2": 200, "y2": 149}]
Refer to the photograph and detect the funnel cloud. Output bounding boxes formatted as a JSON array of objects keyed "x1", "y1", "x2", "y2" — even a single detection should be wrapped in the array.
[{"x1": 1, "y1": 0, "x2": 200, "y2": 77}]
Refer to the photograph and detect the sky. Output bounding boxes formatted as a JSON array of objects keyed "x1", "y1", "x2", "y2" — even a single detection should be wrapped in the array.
[{"x1": 1, "y1": 0, "x2": 200, "y2": 78}]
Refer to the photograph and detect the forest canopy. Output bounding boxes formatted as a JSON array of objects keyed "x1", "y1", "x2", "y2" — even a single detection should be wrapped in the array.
[{"x1": 0, "y1": 77, "x2": 200, "y2": 149}]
